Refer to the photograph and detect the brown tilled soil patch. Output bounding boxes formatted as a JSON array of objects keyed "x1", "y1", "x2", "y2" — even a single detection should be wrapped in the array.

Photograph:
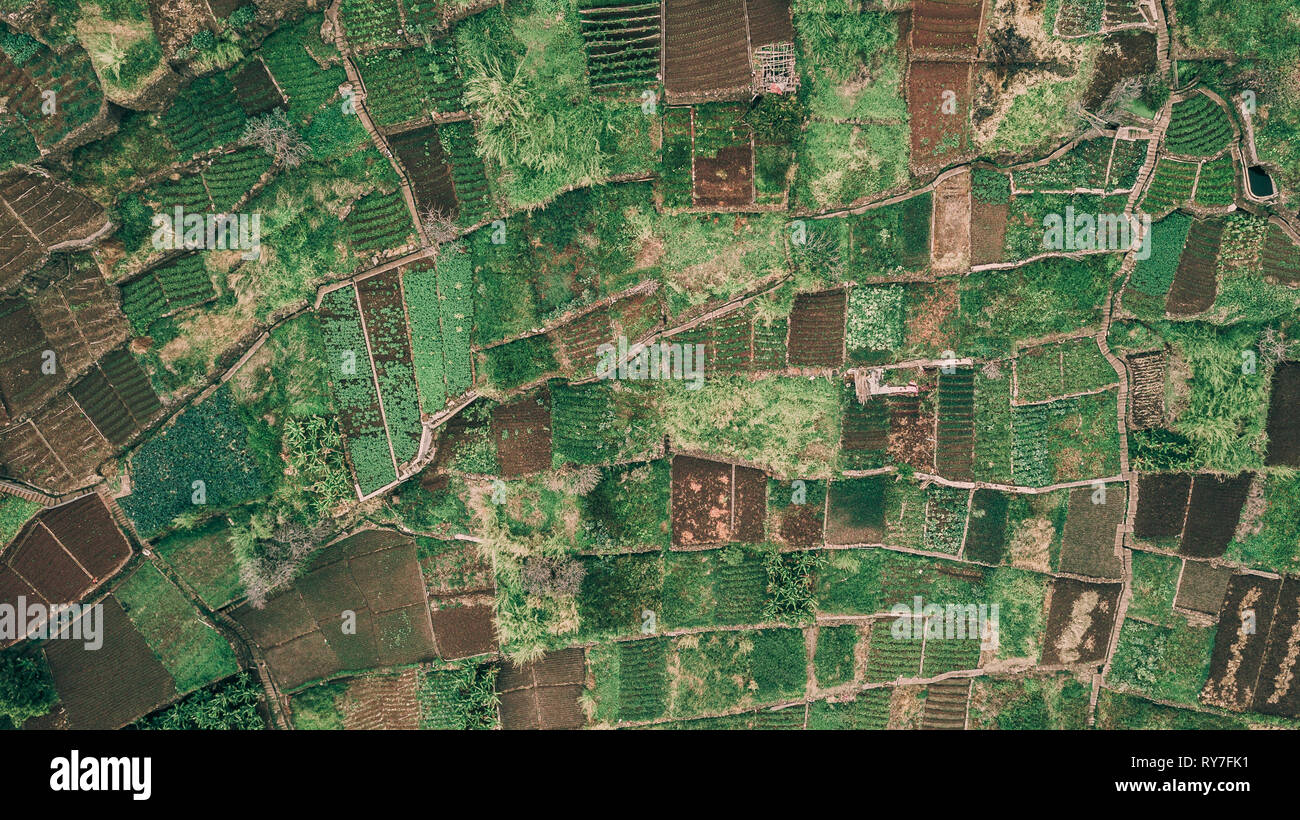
[
  {"x1": 1165, "y1": 219, "x2": 1224, "y2": 316},
  {"x1": 1181, "y1": 473, "x2": 1252, "y2": 558},
  {"x1": 1041, "y1": 578, "x2": 1122, "y2": 666},
  {"x1": 1058, "y1": 484, "x2": 1126, "y2": 580},
  {"x1": 732, "y1": 465, "x2": 768, "y2": 543},
  {"x1": 931, "y1": 170, "x2": 972, "y2": 271},
  {"x1": 1265, "y1": 362, "x2": 1300, "y2": 467},
  {"x1": 970, "y1": 199, "x2": 1009, "y2": 265},
  {"x1": 430, "y1": 603, "x2": 498, "y2": 660},
  {"x1": 921, "y1": 678, "x2": 971, "y2": 729},
  {"x1": 1132, "y1": 473, "x2": 1191, "y2": 540},
  {"x1": 1175, "y1": 560, "x2": 1231, "y2": 615},
  {"x1": 341, "y1": 669, "x2": 421, "y2": 730},
  {"x1": 1252, "y1": 576, "x2": 1300, "y2": 718},
  {"x1": 908, "y1": 61, "x2": 973, "y2": 171},
  {"x1": 671, "y1": 455, "x2": 734, "y2": 547},
  {"x1": 694, "y1": 145, "x2": 754, "y2": 207},
  {"x1": 1127, "y1": 350, "x2": 1166, "y2": 430},
  {"x1": 886, "y1": 391, "x2": 936, "y2": 470},
  {"x1": 492, "y1": 393, "x2": 552, "y2": 477},
  {"x1": 1202, "y1": 573, "x2": 1281, "y2": 711},
  {"x1": 787, "y1": 289, "x2": 847, "y2": 367}
]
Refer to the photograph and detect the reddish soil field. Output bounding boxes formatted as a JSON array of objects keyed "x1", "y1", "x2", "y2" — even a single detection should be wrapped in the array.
[
  {"x1": 430, "y1": 603, "x2": 498, "y2": 659},
  {"x1": 1083, "y1": 31, "x2": 1157, "y2": 112},
  {"x1": 663, "y1": 0, "x2": 751, "y2": 99},
  {"x1": 969, "y1": 199, "x2": 1008, "y2": 265},
  {"x1": 786, "y1": 289, "x2": 846, "y2": 367},
  {"x1": 887, "y1": 391, "x2": 936, "y2": 471},
  {"x1": 491, "y1": 393, "x2": 552, "y2": 477},
  {"x1": 1132, "y1": 472, "x2": 1191, "y2": 539},
  {"x1": 1058, "y1": 484, "x2": 1126, "y2": 579},
  {"x1": 772, "y1": 498, "x2": 825, "y2": 547},
  {"x1": 694, "y1": 145, "x2": 754, "y2": 207},
  {"x1": 732, "y1": 464, "x2": 767, "y2": 543},
  {"x1": 232, "y1": 56, "x2": 286, "y2": 117},
  {"x1": 1265, "y1": 362, "x2": 1300, "y2": 467},
  {"x1": 908, "y1": 61, "x2": 973, "y2": 170},
  {"x1": 1202, "y1": 573, "x2": 1281, "y2": 711},
  {"x1": 911, "y1": 0, "x2": 985, "y2": 55},
  {"x1": 1252, "y1": 576, "x2": 1300, "y2": 718},
  {"x1": 671, "y1": 455, "x2": 733, "y2": 547},
  {"x1": 1165, "y1": 219, "x2": 1223, "y2": 315},
  {"x1": 1180, "y1": 473, "x2": 1251, "y2": 558},
  {"x1": 1174, "y1": 560, "x2": 1230, "y2": 615},
  {"x1": 1040, "y1": 578, "x2": 1122, "y2": 666},
  {"x1": 39, "y1": 494, "x2": 132, "y2": 581},
  {"x1": 41, "y1": 596, "x2": 177, "y2": 729},
  {"x1": 1126, "y1": 350, "x2": 1166, "y2": 429},
  {"x1": 389, "y1": 123, "x2": 459, "y2": 219},
  {"x1": 920, "y1": 678, "x2": 970, "y2": 729},
  {"x1": 747, "y1": 0, "x2": 794, "y2": 46},
  {"x1": 8, "y1": 522, "x2": 93, "y2": 604}
]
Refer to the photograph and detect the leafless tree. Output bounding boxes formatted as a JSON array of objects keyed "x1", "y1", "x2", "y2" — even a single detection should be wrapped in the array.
[
  {"x1": 241, "y1": 109, "x2": 310, "y2": 169},
  {"x1": 421, "y1": 206, "x2": 460, "y2": 246},
  {"x1": 521, "y1": 555, "x2": 586, "y2": 598},
  {"x1": 1259, "y1": 327, "x2": 1293, "y2": 369}
]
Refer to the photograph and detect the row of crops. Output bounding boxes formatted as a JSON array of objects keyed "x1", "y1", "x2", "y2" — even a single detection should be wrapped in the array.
[
  {"x1": 402, "y1": 248, "x2": 474, "y2": 412},
  {"x1": 440, "y1": 120, "x2": 493, "y2": 224},
  {"x1": 344, "y1": 189, "x2": 417, "y2": 255},
  {"x1": 120, "y1": 254, "x2": 217, "y2": 333},
  {"x1": 0, "y1": 32, "x2": 104, "y2": 153},
  {"x1": 1013, "y1": 136, "x2": 1146, "y2": 192},
  {"x1": 660, "y1": 107, "x2": 693, "y2": 208},
  {"x1": 1165, "y1": 91, "x2": 1235, "y2": 158},
  {"x1": 319, "y1": 286, "x2": 398, "y2": 495},
  {"x1": 355, "y1": 40, "x2": 464, "y2": 128},
  {"x1": 69, "y1": 349, "x2": 163, "y2": 447},
  {"x1": 138, "y1": 147, "x2": 274, "y2": 217},
  {"x1": 161, "y1": 74, "x2": 250, "y2": 160},
  {"x1": 1014, "y1": 336, "x2": 1115, "y2": 404},
  {"x1": 577, "y1": 1, "x2": 661, "y2": 94},
  {"x1": 934, "y1": 367, "x2": 975, "y2": 481},
  {"x1": 1140, "y1": 157, "x2": 1199, "y2": 216},
  {"x1": 357, "y1": 272, "x2": 424, "y2": 465}
]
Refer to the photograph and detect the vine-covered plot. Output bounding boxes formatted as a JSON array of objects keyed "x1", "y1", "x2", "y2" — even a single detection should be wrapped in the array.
[
  {"x1": 692, "y1": 103, "x2": 754, "y2": 207},
  {"x1": 662, "y1": 0, "x2": 751, "y2": 100},
  {"x1": 202, "y1": 148, "x2": 275, "y2": 210},
  {"x1": 1192, "y1": 154, "x2": 1237, "y2": 208},
  {"x1": 261, "y1": 17, "x2": 348, "y2": 122},
  {"x1": 439, "y1": 120, "x2": 493, "y2": 224},
  {"x1": 1014, "y1": 136, "x2": 1145, "y2": 192},
  {"x1": 973, "y1": 365, "x2": 1013, "y2": 484},
  {"x1": 1140, "y1": 158, "x2": 1198, "y2": 216},
  {"x1": 846, "y1": 194, "x2": 933, "y2": 275},
  {"x1": 389, "y1": 123, "x2": 459, "y2": 218},
  {"x1": 663, "y1": 628, "x2": 806, "y2": 718},
  {"x1": 0, "y1": 35, "x2": 104, "y2": 154},
  {"x1": 1165, "y1": 91, "x2": 1235, "y2": 157},
  {"x1": 319, "y1": 285, "x2": 397, "y2": 494},
  {"x1": 865, "y1": 618, "x2": 923, "y2": 682},
  {"x1": 846, "y1": 285, "x2": 906, "y2": 361},
  {"x1": 840, "y1": 388, "x2": 889, "y2": 470},
  {"x1": 550, "y1": 379, "x2": 659, "y2": 466},
  {"x1": 934, "y1": 367, "x2": 975, "y2": 481},
  {"x1": 1164, "y1": 218, "x2": 1224, "y2": 316},
  {"x1": 401, "y1": 245, "x2": 474, "y2": 404},
  {"x1": 908, "y1": 61, "x2": 972, "y2": 169},
  {"x1": 355, "y1": 41, "x2": 464, "y2": 128},
  {"x1": 1014, "y1": 336, "x2": 1115, "y2": 403},
  {"x1": 660, "y1": 106, "x2": 694, "y2": 208},
  {"x1": 339, "y1": 0, "x2": 406, "y2": 50},
  {"x1": 231, "y1": 57, "x2": 288, "y2": 117},
  {"x1": 357, "y1": 271, "x2": 423, "y2": 465},
  {"x1": 578, "y1": 1, "x2": 661, "y2": 94},
  {"x1": 344, "y1": 189, "x2": 417, "y2": 257},
  {"x1": 69, "y1": 348, "x2": 163, "y2": 447},
  {"x1": 617, "y1": 637, "x2": 668, "y2": 721},
  {"x1": 161, "y1": 73, "x2": 249, "y2": 159},
  {"x1": 922, "y1": 484, "x2": 969, "y2": 555},
  {"x1": 911, "y1": 0, "x2": 985, "y2": 55},
  {"x1": 1056, "y1": 0, "x2": 1104, "y2": 35},
  {"x1": 120, "y1": 254, "x2": 217, "y2": 333}
]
